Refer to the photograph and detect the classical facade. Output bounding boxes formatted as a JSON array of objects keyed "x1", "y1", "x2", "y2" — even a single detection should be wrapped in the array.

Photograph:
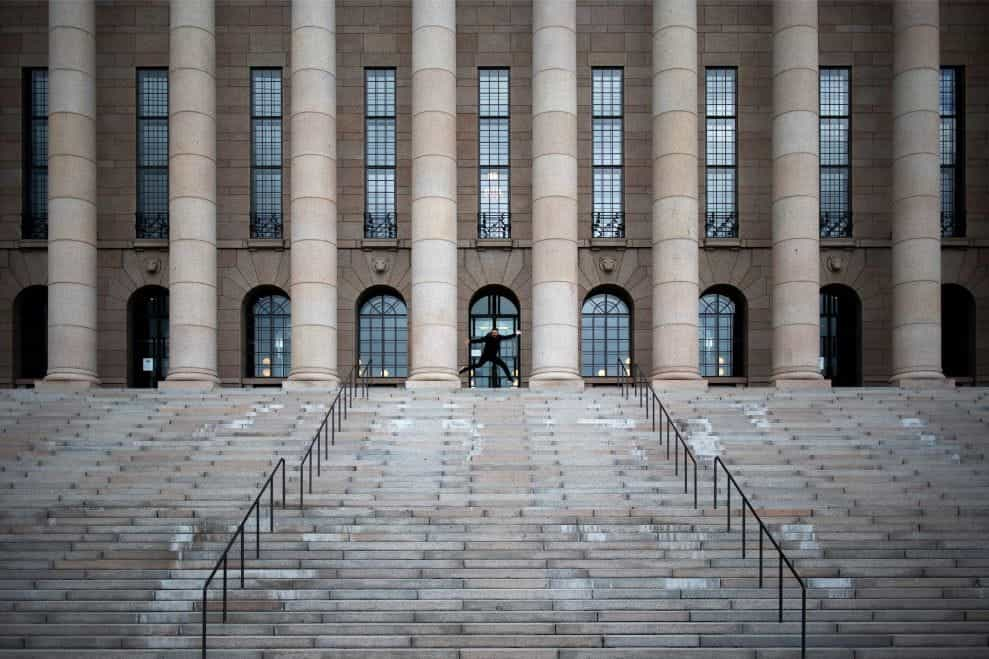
[{"x1": 0, "y1": 0, "x2": 986, "y2": 389}]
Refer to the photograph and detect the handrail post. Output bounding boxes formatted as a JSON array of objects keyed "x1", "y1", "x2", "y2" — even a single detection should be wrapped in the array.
[
  {"x1": 759, "y1": 526, "x2": 764, "y2": 587},
  {"x1": 713, "y1": 460, "x2": 718, "y2": 509},
  {"x1": 255, "y1": 499, "x2": 260, "y2": 559},
  {"x1": 221, "y1": 556, "x2": 227, "y2": 623},
  {"x1": 741, "y1": 498, "x2": 746, "y2": 558},
  {"x1": 693, "y1": 460, "x2": 697, "y2": 508},
  {"x1": 778, "y1": 549, "x2": 783, "y2": 623},
  {"x1": 802, "y1": 589, "x2": 807, "y2": 657},
  {"x1": 674, "y1": 423, "x2": 679, "y2": 476},
  {"x1": 239, "y1": 526, "x2": 245, "y2": 588},
  {"x1": 281, "y1": 462, "x2": 286, "y2": 508},
  {"x1": 269, "y1": 477, "x2": 274, "y2": 531},
  {"x1": 299, "y1": 463, "x2": 304, "y2": 509},
  {"x1": 727, "y1": 481, "x2": 731, "y2": 531}
]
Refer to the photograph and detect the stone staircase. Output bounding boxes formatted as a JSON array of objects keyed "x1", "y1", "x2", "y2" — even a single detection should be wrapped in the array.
[{"x1": 0, "y1": 386, "x2": 987, "y2": 657}]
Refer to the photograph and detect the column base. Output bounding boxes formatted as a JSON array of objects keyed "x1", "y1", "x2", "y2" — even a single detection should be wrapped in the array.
[
  {"x1": 773, "y1": 377, "x2": 831, "y2": 390},
  {"x1": 528, "y1": 372, "x2": 584, "y2": 392},
  {"x1": 159, "y1": 377, "x2": 219, "y2": 392},
  {"x1": 891, "y1": 373, "x2": 950, "y2": 389},
  {"x1": 283, "y1": 376, "x2": 341, "y2": 392},
  {"x1": 35, "y1": 373, "x2": 100, "y2": 391},
  {"x1": 650, "y1": 378, "x2": 708, "y2": 391},
  {"x1": 406, "y1": 372, "x2": 461, "y2": 391}
]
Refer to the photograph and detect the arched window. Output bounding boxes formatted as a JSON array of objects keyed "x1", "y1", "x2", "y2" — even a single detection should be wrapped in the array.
[
  {"x1": 468, "y1": 286, "x2": 520, "y2": 388},
  {"x1": 245, "y1": 288, "x2": 291, "y2": 378},
  {"x1": 13, "y1": 286, "x2": 47, "y2": 381},
  {"x1": 128, "y1": 286, "x2": 169, "y2": 387},
  {"x1": 942, "y1": 284, "x2": 976, "y2": 381},
  {"x1": 699, "y1": 286, "x2": 745, "y2": 377},
  {"x1": 820, "y1": 284, "x2": 861, "y2": 386},
  {"x1": 581, "y1": 289, "x2": 631, "y2": 377},
  {"x1": 358, "y1": 289, "x2": 408, "y2": 378}
]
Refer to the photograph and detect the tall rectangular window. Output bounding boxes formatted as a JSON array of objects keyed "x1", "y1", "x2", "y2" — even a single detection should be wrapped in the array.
[
  {"x1": 23, "y1": 68, "x2": 48, "y2": 240},
  {"x1": 250, "y1": 68, "x2": 282, "y2": 239},
  {"x1": 478, "y1": 68, "x2": 510, "y2": 239},
  {"x1": 820, "y1": 67, "x2": 851, "y2": 238},
  {"x1": 365, "y1": 68, "x2": 396, "y2": 239},
  {"x1": 136, "y1": 68, "x2": 169, "y2": 239},
  {"x1": 705, "y1": 68, "x2": 737, "y2": 238},
  {"x1": 940, "y1": 67, "x2": 965, "y2": 237},
  {"x1": 592, "y1": 68, "x2": 624, "y2": 238}
]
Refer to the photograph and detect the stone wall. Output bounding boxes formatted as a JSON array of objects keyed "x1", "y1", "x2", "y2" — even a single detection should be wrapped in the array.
[{"x1": 0, "y1": 0, "x2": 986, "y2": 386}]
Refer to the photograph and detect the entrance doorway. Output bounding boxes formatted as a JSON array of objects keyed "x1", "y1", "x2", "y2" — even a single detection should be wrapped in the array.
[
  {"x1": 129, "y1": 286, "x2": 169, "y2": 387},
  {"x1": 467, "y1": 287, "x2": 520, "y2": 388},
  {"x1": 14, "y1": 286, "x2": 47, "y2": 381},
  {"x1": 820, "y1": 284, "x2": 861, "y2": 386},
  {"x1": 942, "y1": 284, "x2": 975, "y2": 382}
]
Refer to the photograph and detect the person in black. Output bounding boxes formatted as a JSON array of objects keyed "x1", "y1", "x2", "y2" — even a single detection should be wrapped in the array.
[{"x1": 460, "y1": 328, "x2": 521, "y2": 385}]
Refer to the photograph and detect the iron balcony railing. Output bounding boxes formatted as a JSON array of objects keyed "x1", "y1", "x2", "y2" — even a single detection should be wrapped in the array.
[
  {"x1": 592, "y1": 211, "x2": 625, "y2": 239},
  {"x1": 364, "y1": 211, "x2": 397, "y2": 239},
  {"x1": 201, "y1": 360, "x2": 370, "y2": 657},
  {"x1": 250, "y1": 212, "x2": 283, "y2": 239},
  {"x1": 705, "y1": 211, "x2": 737, "y2": 238},
  {"x1": 619, "y1": 361, "x2": 698, "y2": 508},
  {"x1": 478, "y1": 211, "x2": 510, "y2": 239},
  {"x1": 136, "y1": 211, "x2": 169, "y2": 240},
  {"x1": 21, "y1": 213, "x2": 47, "y2": 240},
  {"x1": 941, "y1": 210, "x2": 965, "y2": 238},
  {"x1": 820, "y1": 211, "x2": 852, "y2": 239}
]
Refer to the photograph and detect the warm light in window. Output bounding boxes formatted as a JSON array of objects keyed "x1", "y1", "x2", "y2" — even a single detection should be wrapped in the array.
[
  {"x1": 262, "y1": 357, "x2": 271, "y2": 366},
  {"x1": 262, "y1": 368, "x2": 271, "y2": 377},
  {"x1": 382, "y1": 369, "x2": 390, "y2": 377},
  {"x1": 718, "y1": 356, "x2": 725, "y2": 365},
  {"x1": 718, "y1": 367, "x2": 725, "y2": 377},
  {"x1": 597, "y1": 369, "x2": 606, "y2": 377},
  {"x1": 624, "y1": 357, "x2": 630, "y2": 364}
]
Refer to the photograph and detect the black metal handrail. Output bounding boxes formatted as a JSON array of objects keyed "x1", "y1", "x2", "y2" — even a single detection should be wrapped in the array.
[
  {"x1": 298, "y1": 360, "x2": 370, "y2": 509},
  {"x1": 713, "y1": 456, "x2": 807, "y2": 657},
  {"x1": 201, "y1": 361, "x2": 370, "y2": 657},
  {"x1": 618, "y1": 360, "x2": 698, "y2": 508},
  {"x1": 201, "y1": 457, "x2": 286, "y2": 657}
]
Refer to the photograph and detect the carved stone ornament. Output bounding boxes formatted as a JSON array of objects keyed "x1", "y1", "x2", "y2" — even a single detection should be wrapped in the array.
[
  {"x1": 145, "y1": 258, "x2": 161, "y2": 274},
  {"x1": 372, "y1": 257, "x2": 388, "y2": 274},
  {"x1": 599, "y1": 256, "x2": 617, "y2": 274},
  {"x1": 826, "y1": 254, "x2": 844, "y2": 273}
]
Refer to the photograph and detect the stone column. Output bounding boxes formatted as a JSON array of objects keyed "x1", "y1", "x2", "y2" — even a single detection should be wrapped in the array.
[
  {"x1": 891, "y1": 0, "x2": 944, "y2": 385},
  {"x1": 406, "y1": 0, "x2": 459, "y2": 389},
  {"x1": 651, "y1": 0, "x2": 704, "y2": 388},
  {"x1": 43, "y1": 0, "x2": 99, "y2": 388},
  {"x1": 163, "y1": 0, "x2": 218, "y2": 388},
  {"x1": 770, "y1": 0, "x2": 825, "y2": 387},
  {"x1": 286, "y1": 0, "x2": 339, "y2": 389},
  {"x1": 529, "y1": 0, "x2": 583, "y2": 391}
]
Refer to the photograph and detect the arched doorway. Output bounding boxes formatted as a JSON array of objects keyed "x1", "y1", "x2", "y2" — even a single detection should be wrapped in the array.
[
  {"x1": 699, "y1": 285, "x2": 745, "y2": 378},
  {"x1": 13, "y1": 286, "x2": 47, "y2": 381},
  {"x1": 244, "y1": 287, "x2": 291, "y2": 379},
  {"x1": 942, "y1": 283, "x2": 975, "y2": 382},
  {"x1": 128, "y1": 286, "x2": 169, "y2": 387},
  {"x1": 820, "y1": 284, "x2": 861, "y2": 386},
  {"x1": 467, "y1": 287, "x2": 520, "y2": 388},
  {"x1": 358, "y1": 288, "x2": 408, "y2": 379},
  {"x1": 581, "y1": 288, "x2": 631, "y2": 378}
]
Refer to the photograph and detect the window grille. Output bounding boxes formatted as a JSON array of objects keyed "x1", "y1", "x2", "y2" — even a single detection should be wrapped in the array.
[
  {"x1": 247, "y1": 292, "x2": 291, "y2": 378},
  {"x1": 940, "y1": 67, "x2": 965, "y2": 238},
  {"x1": 581, "y1": 292, "x2": 630, "y2": 377},
  {"x1": 478, "y1": 68, "x2": 510, "y2": 239},
  {"x1": 592, "y1": 68, "x2": 624, "y2": 238},
  {"x1": 251, "y1": 69, "x2": 282, "y2": 239},
  {"x1": 699, "y1": 292, "x2": 739, "y2": 377},
  {"x1": 136, "y1": 68, "x2": 169, "y2": 239},
  {"x1": 705, "y1": 68, "x2": 737, "y2": 238},
  {"x1": 359, "y1": 293, "x2": 408, "y2": 378},
  {"x1": 820, "y1": 67, "x2": 851, "y2": 238},
  {"x1": 23, "y1": 69, "x2": 48, "y2": 239},
  {"x1": 365, "y1": 69, "x2": 397, "y2": 238}
]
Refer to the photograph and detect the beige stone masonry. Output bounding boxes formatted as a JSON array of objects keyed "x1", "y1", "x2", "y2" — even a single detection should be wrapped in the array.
[
  {"x1": 42, "y1": 0, "x2": 100, "y2": 388},
  {"x1": 651, "y1": 0, "x2": 704, "y2": 388},
  {"x1": 286, "y1": 0, "x2": 339, "y2": 389},
  {"x1": 162, "y1": 0, "x2": 219, "y2": 388},
  {"x1": 529, "y1": 0, "x2": 583, "y2": 391},
  {"x1": 406, "y1": 0, "x2": 460, "y2": 389},
  {"x1": 890, "y1": 0, "x2": 945, "y2": 385},
  {"x1": 770, "y1": 0, "x2": 826, "y2": 386}
]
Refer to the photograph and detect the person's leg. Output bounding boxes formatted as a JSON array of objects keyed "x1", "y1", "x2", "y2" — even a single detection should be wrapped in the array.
[{"x1": 493, "y1": 357, "x2": 512, "y2": 381}]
